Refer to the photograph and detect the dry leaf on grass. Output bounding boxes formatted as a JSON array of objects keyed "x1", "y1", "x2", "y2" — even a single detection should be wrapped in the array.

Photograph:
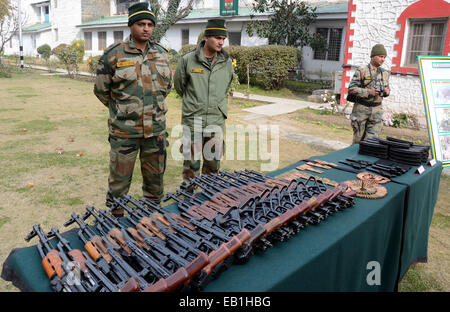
[{"x1": 26, "y1": 182, "x2": 34, "y2": 188}]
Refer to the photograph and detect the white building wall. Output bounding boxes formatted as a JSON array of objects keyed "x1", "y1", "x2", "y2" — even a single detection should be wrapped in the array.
[
  {"x1": 345, "y1": 0, "x2": 425, "y2": 116},
  {"x1": 52, "y1": 0, "x2": 82, "y2": 45}
]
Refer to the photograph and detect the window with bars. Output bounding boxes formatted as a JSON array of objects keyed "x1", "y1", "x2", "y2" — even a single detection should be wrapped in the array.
[
  {"x1": 313, "y1": 28, "x2": 343, "y2": 61},
  {"x1": 114, "y1": 31, "x2": 123, "y2": 43},
  {"x1": 98, "y1": 32, "x2": 107, "y2": 51},
  {"x1": 84, "y1": 32, "x2": 92, "y2": 50},
  {"x1": 181, "y1": 29, "x2": 189, "y2": 45},
  {"x1": 404, "y1": 18, "x2": 447, "y2": 67}
]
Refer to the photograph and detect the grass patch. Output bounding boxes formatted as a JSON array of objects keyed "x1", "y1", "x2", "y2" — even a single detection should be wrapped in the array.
[
  {"x1": 0, "y1": 217, "x2": 11, "y2": 229},
  {"x1": 431, "y1": 213, "x2": 450, "y2": 228},
  {"x1": 399, "y1": 265, "x2": 445, "y2": 292},
  {"x1": 236, "y1": 84, "x2": 302, "y2": 100},
  {"x1": 15, "y1": 119, "x2": 59, "y2": 134}
]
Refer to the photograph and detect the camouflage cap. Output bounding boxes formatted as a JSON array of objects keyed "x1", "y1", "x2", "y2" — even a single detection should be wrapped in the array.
[{"x1": 128, "y1": 2, "x2": 156, "y2": 26}]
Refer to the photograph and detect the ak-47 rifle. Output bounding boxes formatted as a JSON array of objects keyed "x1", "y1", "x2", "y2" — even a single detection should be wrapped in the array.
[
  {"x1": 82, "y1": 206, "x2": 171, "y2": 284},
  {"x1": 130, "y1": 195, "x2": 253, "y2": 290},
  {"x1": 235, "y1": 183, "x2": 349, "y2": 263},
  {"x1": 46, "y1": 227, "x2": 139, "y2": 292},
  {"x1": 124, "y1": 195, "x2": 219, "y2": 254},
  {"x1": 24, "y1": 224, "x2": 87, "y2": 292},
  {"x1": 63, "y1": 212, "x2": 144, "y2": 291}
]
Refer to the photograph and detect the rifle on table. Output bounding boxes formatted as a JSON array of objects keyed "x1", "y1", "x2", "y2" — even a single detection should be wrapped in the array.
[
  {"x1": 46, "y1": 227, "x2": 139, "y2": 292},
  {"x1": 63, "y1": 213, "x2": 144, "y2": 291},
  {"x1": 112, "y1": 197, "x2": 208, "y2": 266},
  {"x1": 235, "y1": 183, "x2": 348, "y2": 263},
  {"x1": 24, "y1": 224, "x2": 87, "y2": 292},
  {"x1": 116, "y1": 195, "x2": 251, "y2": 291},
  {"x1": 82, "y1": 205, "x2": 171, "y2": 284}
]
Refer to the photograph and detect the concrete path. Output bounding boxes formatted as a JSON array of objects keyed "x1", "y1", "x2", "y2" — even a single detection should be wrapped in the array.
[
  {"x1": 25, "y1": 64, "x2": 92, "y2": 76},
  {"x1": 233, "y1": 92, "x2": 313, "y2": 116}
]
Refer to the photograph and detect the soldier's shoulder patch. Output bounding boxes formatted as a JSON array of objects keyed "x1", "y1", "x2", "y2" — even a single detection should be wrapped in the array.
[
  {"x1": 182, "y1": 49, "x2": 196, "y2": 57},
  {"x1": 103, "y1": 42, "x2": 122, "y2": 55},
  {"x1": 153, "y1": 42, "x2": 169, "y2": 53}
]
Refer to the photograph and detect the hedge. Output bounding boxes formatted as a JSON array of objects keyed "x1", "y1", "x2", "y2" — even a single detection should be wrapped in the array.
[{"x1": 224, "y1": 45, "x2": 299, "y2": 90}]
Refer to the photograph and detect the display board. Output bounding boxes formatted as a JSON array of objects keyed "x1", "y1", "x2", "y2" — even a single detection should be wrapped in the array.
[{"x1": 418, "y1": 55, "x2": 450, "y2": 167}]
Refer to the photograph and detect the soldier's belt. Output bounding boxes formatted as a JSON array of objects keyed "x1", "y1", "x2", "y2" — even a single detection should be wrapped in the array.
[{"x1": 354, "y1": 97, "x2": 382, "y2": 107}]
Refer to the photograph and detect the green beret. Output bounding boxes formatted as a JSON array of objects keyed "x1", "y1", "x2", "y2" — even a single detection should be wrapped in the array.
[
  {"x1": 204, "y1": 19, "x2": 228, "y2": 37},
  {"x1": 371, "y1": 44, "x2": 387, "y2": 57},
  {"x1": 128, "y1": 2, "x2": 156, "y2": 27}
]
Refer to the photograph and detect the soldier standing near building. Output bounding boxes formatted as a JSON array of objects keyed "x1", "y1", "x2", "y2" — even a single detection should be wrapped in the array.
[
  {"x1": 348, "y1": 44, "x2": 390, "y2": 144},
  {"x1": 174, "y1": 19, "x2": 234, "y2": 190},
  {"x1": 93, "y1": 2, "x2": 172, "y2": 216}
]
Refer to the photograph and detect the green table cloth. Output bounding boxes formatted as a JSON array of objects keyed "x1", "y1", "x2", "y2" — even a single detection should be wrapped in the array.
[{"x1": 1, "y1": 144, "x2": 442, "y2": 292}]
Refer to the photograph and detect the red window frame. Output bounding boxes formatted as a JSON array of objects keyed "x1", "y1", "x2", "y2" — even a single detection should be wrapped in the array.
[{"x1": 392, "y1": 0, "x2": 450, "y2": 75}]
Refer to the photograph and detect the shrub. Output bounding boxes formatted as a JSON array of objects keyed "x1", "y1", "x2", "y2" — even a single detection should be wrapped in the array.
[
  {"x1": 70, "y1": 39, "x2": 85, "y2": 63},
  {"x1": 197, "y1": 30, "x2": 205, "y2": 44},
  {"x1": 52, "y1": 40, "x2": 85, "y2": 79},
  {"x1": 168, "y1": 48, "x2": 179, "y2": 68},
  {"x1": 37, "y1": 44, "x2": 51, "y2": 60},
  {"x1": 178, "y1": 44, "x2": 196, "y2": 56},
  {"x1": 392, "y1": 113, "x2": 409, "y2": 128},
  {"x1": 87, "y1": 55, "x2": 101, "y2": 77},
  {"x1": 225, "y1": 45, "x2": 299, "y2": 90}
]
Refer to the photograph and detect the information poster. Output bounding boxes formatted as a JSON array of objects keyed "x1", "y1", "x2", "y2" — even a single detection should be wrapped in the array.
[{"x1": 418, "y1": 56, "x2": 450, "y2": 167}]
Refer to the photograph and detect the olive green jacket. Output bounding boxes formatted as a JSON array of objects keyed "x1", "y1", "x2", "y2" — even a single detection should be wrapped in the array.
[
  {"x1": 174, "y1": 41, "x2": 234, "y2": 132},
  {"x1": 93, "y1": 36, "x2": 172, "y2": 139}
]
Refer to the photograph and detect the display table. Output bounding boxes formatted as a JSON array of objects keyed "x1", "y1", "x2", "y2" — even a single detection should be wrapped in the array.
[{"x1": 1, "y1": 144, "x2": 442, "y2": 292}]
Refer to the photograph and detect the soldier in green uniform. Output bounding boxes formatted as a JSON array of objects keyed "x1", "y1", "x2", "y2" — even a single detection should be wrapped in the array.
[
  {"x1": 93, "y1": 2, "x2": 172, "y2": 216},
  {"x1": 174, "y1": 19, "x2": 234, "y2": 189},
  {"x1": 348, "y1": 44, "x2": 390, "y2": 144}
]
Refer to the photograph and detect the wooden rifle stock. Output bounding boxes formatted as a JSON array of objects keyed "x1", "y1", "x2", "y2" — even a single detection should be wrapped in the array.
[
  {"x1": 84, "y1": 236, "x2": 112, "y2": 263},
  {"x1": 137, "y1": 217, "x2": 166, "y2": 240},
  {"x1": 143, "y1": 252, "x2": 209, "y2": 292},
  {"x1": 42, "y1": 249, "x2": 65, "y2": 279},
  {"x1": 117, "y1": 277, "x2": 141, "y2": 292},
  {"x1": 67, "y1": 249, "x2": 88, "y2": 272},
  {"x1": 106, "y1": 228, "x2": 133, "y2": 255},
  {"x1": 202, "y1": 229, "x2": 251, "y2": 275}
]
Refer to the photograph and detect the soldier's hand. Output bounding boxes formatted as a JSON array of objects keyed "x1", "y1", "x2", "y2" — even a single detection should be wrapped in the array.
[
  {"x1": 367, "y1": 87, "x2": 378, "y2": 97},
  {"x1": 384, "y1": 87, "x2": 390, "y2": 96}
]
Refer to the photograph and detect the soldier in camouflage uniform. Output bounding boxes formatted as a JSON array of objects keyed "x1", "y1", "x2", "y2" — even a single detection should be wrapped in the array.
[
  {"x1": 348, "y1": 44, "x2": 390, "y2": 144},
  {"x1": 174, "y1": 19, "x2": 234, "y2": 190},
  {"x1": 93, "y1": 2, "x2": 172, "y2": 216}
]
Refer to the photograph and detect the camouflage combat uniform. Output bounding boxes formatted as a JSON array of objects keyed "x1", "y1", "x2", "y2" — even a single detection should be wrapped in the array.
[
  {"x1": 94, "y1": 36, "x2": 172, "y2": 208},
  {"x1": 174, "y1": 40, "x2": 233, "y2": 184},
  {"x1": 348, "y1": 63, "x2": 390, "y2": 144}
]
